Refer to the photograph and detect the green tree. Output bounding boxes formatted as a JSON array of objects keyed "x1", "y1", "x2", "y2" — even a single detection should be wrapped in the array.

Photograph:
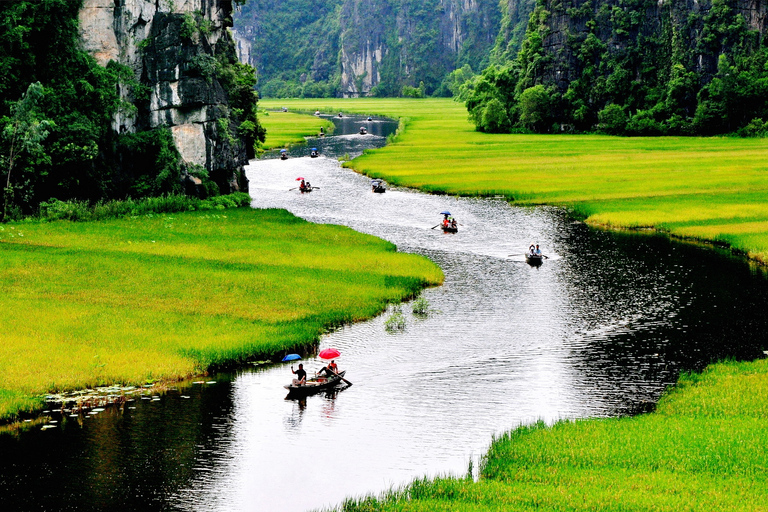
[
  {"x1": 1, "y1": 82, "x2": 53, "y2": 221},
  {"x1": 518, "y1": 85, "x2": 558, "y2": 132}
]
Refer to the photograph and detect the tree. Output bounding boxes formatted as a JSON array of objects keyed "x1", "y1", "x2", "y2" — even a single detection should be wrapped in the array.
[
  {"x1": 518, "y1": 85, "x2": 557, "y2": 132},
  {"x1": 1, "y1": 82, "x2": 53, "y2": 221}
]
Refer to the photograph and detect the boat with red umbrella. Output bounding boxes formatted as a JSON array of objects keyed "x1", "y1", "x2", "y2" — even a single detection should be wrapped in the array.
[{"x1": 283, "y1": 348, "x2": 351, "y2": 397}]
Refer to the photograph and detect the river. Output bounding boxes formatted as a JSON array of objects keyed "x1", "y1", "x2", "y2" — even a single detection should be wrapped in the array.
[{"x1": 1, "y1": 115, "x2": 767, "y2": 512}]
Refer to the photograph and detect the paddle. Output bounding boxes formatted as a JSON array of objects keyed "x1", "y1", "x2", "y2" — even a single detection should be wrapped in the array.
[
  {"x1": 430, "y1": 224, "x2": 441, "y2": 229},
  {"x1": 317, "y1": 369, "x2": 352, "y2": 387},
  {"x1": 288, "y1": 187, "x2": 298, "y2": 191}
]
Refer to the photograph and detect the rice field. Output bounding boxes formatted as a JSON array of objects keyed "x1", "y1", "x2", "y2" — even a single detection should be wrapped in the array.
[
  {"x1": 258, "y1": 99, "x2": 768, "y2": 511},
  {"x1": 332, "y1": 357, "x2": 768, "y2": 511},
  {"x1": 0, "y1": 208, "x2": 443, "y2": 420},
  {"x1": 261, "y1": 98, "x2": 768, "y2": 263},
  {"x1": 260, "y1": 110, "x2": 334, "y2": 149}
]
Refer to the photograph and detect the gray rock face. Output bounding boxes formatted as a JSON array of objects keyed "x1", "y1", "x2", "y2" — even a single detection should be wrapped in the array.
[
  {"x1": 79, "y1": 0, "x2": 247, "y2": 193},
  {"x1": 338, "y1": 0, "x2": 501, "y2": 97}
]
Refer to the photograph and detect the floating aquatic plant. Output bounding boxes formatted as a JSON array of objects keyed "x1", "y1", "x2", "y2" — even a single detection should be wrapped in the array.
[
  {"x1": 411, "y1": 296, "x2": 429, "y2": 316},
  {"x1": 384, "y1": 305, "x2": 406, "y2": 331}
]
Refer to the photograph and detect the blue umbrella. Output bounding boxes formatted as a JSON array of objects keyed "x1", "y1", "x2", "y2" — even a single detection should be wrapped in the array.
[
  {"x1": 311, "y1": 148, "x2": 317, "y2": 151},
  {"x1": 280, "y1": 149, "x2": 287, "y2": 153},
  {"x1": 282, "y1": 354, "x2": 301, "y2": 362},
  {"x1": 440, "y1": 211, "x2": 451, "y2": 215}
]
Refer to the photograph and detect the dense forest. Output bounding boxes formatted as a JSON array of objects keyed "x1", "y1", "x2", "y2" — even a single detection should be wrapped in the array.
[
  {"x1": 0, "y1": 0, "x2": 262, "y2": 221},
  {"x1": 465, "y1": 0, "x2": 768, "y2": 135}
]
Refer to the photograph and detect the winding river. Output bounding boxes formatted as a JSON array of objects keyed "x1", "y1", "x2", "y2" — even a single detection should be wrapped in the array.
[{"x1": 1, "y1": 116, "x2": 767, "y2": 512}]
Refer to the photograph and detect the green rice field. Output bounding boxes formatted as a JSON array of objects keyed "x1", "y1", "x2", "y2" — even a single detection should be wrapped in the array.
[
  {"x1": 258, "y1": 99, "x2": 768, "y2": 511},
  {"x1": 0, "y1": 208, "x2": 443, "y2": 420},
  {"x1": 260, "y1": 110, "x2": 333, "y2": 149},
  {"x1": 261, "y1": 98, "x2": 768, "y2": 263},
  {"x1": 336, "y1": 358, "x2": 768, "y2": 511}
]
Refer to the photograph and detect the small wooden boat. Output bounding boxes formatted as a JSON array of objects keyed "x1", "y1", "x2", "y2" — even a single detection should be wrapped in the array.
[
  {"x1": 371, "y1": 179, "x2": 386, "y2": 193},
  {"x1": 310, "y1": 149, "x2": 319, "y2": 158},
  {"x1": 525, "y1": 253, "x2": 543, "y2": 265},
  {"x1": 285, "y1": 371, "x2": 347, "y2": 397},
  {"x1": 442, "y1": 225, "x2": 458, "y2": 233},
  {"x1": 280, "y1": 154, "x2": 288, "y2": 160},
  {"x1": 359, "y1": 127, "x2": 368, "y2": 135},
  {"x1": 300, "y1": 186, "x2": 314, "y2": 193}
]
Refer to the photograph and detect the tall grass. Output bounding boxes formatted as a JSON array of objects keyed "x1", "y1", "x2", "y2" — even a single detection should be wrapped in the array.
[
  {"x1": 0, "y1": 208, "x2": 443, "y2": 420},
  {"x1": 332, "y1": 359, "x2": 768, "y2": 511},
  {"x1": 262, "y1": 98, "x2": 768, "y2": 264},
  {"x1": 260, "y1": 110, "x2": 334, "y2": 149},
  {"x1": 258, "y1": 99, "x2": 768, "y2": 511}
]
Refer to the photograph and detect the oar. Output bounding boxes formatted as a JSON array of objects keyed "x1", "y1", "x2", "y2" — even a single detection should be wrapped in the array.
[
  {"x1": 508, "y1": 253, "x2": 527, "y2": 257},
  {"x1": 430, "y1": 224, "x2": 441, "y2": 229},
  {"x1": 320, "y1": 370, "x2": 352, "y2": 386},
  {"x1": 288, "y1": 187, "x2": 299, "y2": 191}
]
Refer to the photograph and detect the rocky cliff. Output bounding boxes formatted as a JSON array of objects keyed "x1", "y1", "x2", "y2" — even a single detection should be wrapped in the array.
[
  {"x1": 338, "y1": 0, "x2": 503, "y2": 97},
  {"x1": 467, "y1": 0, "x2": 768, "y2": 135},
  {"x1": 233, "y1": 0, "x2": 501, "y2": 97},
  {"x1": 80, "y1": 0, "x2": 248, "y2": 193}
]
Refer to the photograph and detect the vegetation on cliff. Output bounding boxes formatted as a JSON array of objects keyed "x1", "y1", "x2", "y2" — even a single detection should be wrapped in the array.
[
  {"x1": 0, "y1": 205, "x2": 443, "y2": 420},
  {"x1": 465, "y1": 0, "x2": 768, "y2": 135},
  {"x1": 0, "y1": 0, "x2": 263, "y2": 220},
  {"x1": 234, "y1": 0, "x2": 502, "y2": 98}
]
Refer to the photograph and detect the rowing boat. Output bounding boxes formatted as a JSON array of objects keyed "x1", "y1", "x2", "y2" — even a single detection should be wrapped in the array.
[
  {"x1": 442, "y1": 225, "x2": 458, "y2": 233},
  {"x1": 525, "y1": 253, "x2": 543, "y2": 265},
  {"x1": 284, "y1": 371, "x2": 347, "y2": 397}
]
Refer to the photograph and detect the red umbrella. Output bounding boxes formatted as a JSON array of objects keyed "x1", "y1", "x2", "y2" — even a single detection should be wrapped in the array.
[
  {"x1": 318, "y1": 348, "x2": 341, "y2": 359},
  {"x1": 296, "y1": 177, "x2": 305, "y2": 181}
]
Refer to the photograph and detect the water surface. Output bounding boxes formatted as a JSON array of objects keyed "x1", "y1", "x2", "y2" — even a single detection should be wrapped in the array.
[{"x1": 1, "y1": 116, "x2": 767, "y2": 512}]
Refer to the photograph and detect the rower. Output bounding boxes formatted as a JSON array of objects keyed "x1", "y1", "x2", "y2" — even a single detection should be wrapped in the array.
[{"x1": 291, "y1": 364, "x2": 307, "y2": 386}]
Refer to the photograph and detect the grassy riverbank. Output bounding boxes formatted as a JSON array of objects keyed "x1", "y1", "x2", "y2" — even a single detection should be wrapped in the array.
[
  {"x1": 336, "y1": 358, "x2": 768, "y2": 511},
  {"x1": 260, "y1": 110, "x2": 333, "y2": 149},
  {"x1": 261, "y1": 98, "x2": 768, "y2": 263},
  {"x1": 258, "y1": 99, "x2": 768, "y2": 510},
  {"x1": 0, "y1": 207, "x2": 442, "y2": 420}
]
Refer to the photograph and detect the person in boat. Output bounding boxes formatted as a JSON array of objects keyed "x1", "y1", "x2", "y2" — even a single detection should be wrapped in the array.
[
  {"x1": 300, "y1": 179, "x2": 306, "y2": 190},
  {"x1": 291, "y1": 364, "x2": 307, "y2": 386},
  {"x1": 338, "y1": 113, "x2": 343, "y2": 118},
  {"x1": 443, "y1": 216, "x2": 450, "y2": 228},
  {"x1": 534, "y1": 244, "x2": 542, "y2": 256},
  {"x1": 451, "y1": 219, "x2": 457, "y2": 229},
  {"x1": 318, "y1": 360, "x2": 339, "y2": 377},
  {"x1": 304, "y1": 180, "x2": 311, "y2": 190},
  {"x1": 529, "y1": 244, "x2": 536, "y2": 255}
]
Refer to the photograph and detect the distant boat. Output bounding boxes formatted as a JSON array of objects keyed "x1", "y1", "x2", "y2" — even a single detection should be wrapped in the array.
[
  {"x1": 359, "y1": 127, "x2": 368, "y2": 135},
  {"x1": 371, "y1": 179, "x2": 386, "y2": 193},
  {"x1": 280, "y1": 149, "x2": 288, "y2": 160},
  {"x1": 310, "y1": 148, "x2": 319, "y2": 158},
  {"x1": 442, "y1": 225, "x2": 458, "y2": 233}
]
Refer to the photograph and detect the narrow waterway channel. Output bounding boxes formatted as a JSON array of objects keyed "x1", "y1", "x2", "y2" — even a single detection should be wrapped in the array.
[{"x1": 1, "y1": 115, "x2": 767, "y2": 512}]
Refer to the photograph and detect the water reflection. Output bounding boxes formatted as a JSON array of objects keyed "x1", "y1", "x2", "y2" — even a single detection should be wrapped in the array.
[{"x1": 1, "y1": 116, "x2": 767, "y2": 512}]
